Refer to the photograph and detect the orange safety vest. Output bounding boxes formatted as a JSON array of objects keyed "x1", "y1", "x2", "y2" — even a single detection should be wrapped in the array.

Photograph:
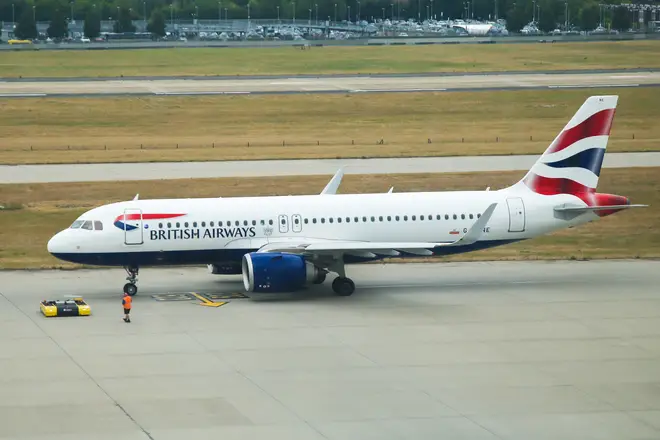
[{"x1": 123, "y1": 296, "x2": 132, "y2": 309}]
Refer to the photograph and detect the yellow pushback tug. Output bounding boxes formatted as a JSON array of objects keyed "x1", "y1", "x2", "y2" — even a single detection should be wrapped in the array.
[{"x1": 40, "y1": 297, "x2": 91, "y2": 317}]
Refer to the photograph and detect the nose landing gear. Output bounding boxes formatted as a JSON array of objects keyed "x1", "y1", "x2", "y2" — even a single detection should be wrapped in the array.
[{"x1": 123, "y1": 266, "x2": 139, "y2": 296}]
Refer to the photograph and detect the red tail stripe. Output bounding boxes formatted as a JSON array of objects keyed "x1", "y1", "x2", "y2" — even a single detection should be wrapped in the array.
[
  {"x1": 523, "y1": 173, "x2": 594, "y2": 196},
  {"x1": 546, "y1": 108, "x2": 615, "y2": 154}
]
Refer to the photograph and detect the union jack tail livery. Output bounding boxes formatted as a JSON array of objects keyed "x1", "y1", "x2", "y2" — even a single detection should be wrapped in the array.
[
  {"x1": 520, "y1": 95, "x2": 617, "y2": 195},
  {"x1": 511, "y1": 95, "x2": 644, "y2": 217}
]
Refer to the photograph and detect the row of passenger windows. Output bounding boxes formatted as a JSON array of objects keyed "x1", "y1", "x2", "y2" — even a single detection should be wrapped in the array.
[
  {"x1": 157, "y1": 213, "x2": 482, "y2": 229},
  {"x1": 69, "y1": 220, "x2": 104, "y2": 231}
]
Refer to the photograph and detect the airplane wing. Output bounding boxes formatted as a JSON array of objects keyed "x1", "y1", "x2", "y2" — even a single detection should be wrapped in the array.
[
  {"x1": 320, "y1": 169, "x2": 344, "y2": 195},
  {"x1": 257, "y1": 203, "x2": 498, "y2": 258}
]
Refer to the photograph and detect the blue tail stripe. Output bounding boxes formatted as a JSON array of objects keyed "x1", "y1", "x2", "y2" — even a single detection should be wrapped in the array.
[{"x1": 543, "y1": 147, "x2": 605, "y2": 176}]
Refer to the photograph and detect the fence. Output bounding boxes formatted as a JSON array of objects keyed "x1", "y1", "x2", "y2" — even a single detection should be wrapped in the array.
[{"x1": 1, "y1": 133, "x2": 651, "y2": 153}]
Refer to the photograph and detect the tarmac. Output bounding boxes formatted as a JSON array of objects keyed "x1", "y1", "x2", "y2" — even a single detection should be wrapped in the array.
[
  {"x1": 1, "y1": 259, "x2": 660, "y2": 440},
  {"x1": 3, "y1": 152, "x2": 660, "y2": 184},
  {"x1": 1, "y1": 70, "x2": 659, "y2": 98}
]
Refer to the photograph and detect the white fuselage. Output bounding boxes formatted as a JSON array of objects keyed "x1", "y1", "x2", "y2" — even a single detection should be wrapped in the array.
[{"x1": 47, "y1": 185, "x2": 593, "y2": 267}]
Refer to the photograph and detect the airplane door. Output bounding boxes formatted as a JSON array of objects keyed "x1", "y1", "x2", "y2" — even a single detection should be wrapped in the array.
[
  {"x1": 123, "y1": 208, "x2": 144, "y2": 245},
  {"x1": 278, "y1": 214, "x2": 289, "y2": 233},
  {"x1": 506, "y1": 197, "x2": 526, "y2": 233},
  {"x1": 292, "y1": 214, "x2": 303, "y2": 233}
]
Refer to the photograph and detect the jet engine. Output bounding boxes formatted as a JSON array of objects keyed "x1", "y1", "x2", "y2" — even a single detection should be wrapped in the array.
[
  {"x1": 241, "y1": 252, "x2": 325, "y2": 293},
  {"x1": 207, "y1": 262, "x2": 242, "y2": 275}
]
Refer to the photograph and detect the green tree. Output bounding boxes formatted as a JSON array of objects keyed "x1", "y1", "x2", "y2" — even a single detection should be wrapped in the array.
[
  {"x1": 113, "y1": 6, "x2": 136, "y2": 32},
  {"x1": 47, "y1": 8, "x2": 69, "y2": 38},
  {"x1": 579, "y1": 2, "x2": 599, "y2": 31},
  {"x1": 14, "y1": 7, "x2": 38, "y2": 39},
  {"x1": 611, "y1": 6, "x2": 630, "y2": 31},
  {"x1": 147, "y1": 8, "x2": 166, "y2": 36},
  {"x1": 84, "y1": 7, "x2": 101, "y2": 38},
  {"x1": 538, "y1": 5, "x2": 557, "y2": 32},
  {"x1": 505, "y1": 5, "x2": 527, "y2": 32}
]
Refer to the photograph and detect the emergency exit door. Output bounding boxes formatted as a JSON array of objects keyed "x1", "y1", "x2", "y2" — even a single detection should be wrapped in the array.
[
  {"x1": 278, "y1": 214, "x2": 289, "y2": 233},
  {"x1": 506, "y1": 198, "x2": 526, "y2": 233},
  {"x1": 123, "y1": 208, "x2": 144, "y2": 245}
]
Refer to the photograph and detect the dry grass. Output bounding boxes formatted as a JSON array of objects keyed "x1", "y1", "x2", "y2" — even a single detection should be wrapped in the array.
[
  {"x1": 3, "y1": 41, "x2": 660, "y2": 78},
  {"x1": 1, "y1": 87, "x2": 658, "y2": 165},
  {"x1": 1, "y1": 167, "x2": 658, "y2": 269}
]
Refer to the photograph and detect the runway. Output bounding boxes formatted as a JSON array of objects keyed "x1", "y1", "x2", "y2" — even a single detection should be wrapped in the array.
[
  {"x1": 1, "y1": 70, "x2": 659, "y2": 98},
  {"x1": 2, "y1": 152, "x2": 659, "y2": 184},
  {"x1": 1, "y1": 260, "x2": 660, "y2": 440}
]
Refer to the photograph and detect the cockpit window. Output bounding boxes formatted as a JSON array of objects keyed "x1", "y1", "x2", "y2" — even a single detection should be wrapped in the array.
[
  {"x1": 94, "y1": 221, "x2": 103, "y2": 231},
  {"x1": 70, "y1": 220, "x2": 84, "y2": 229},
  {"x1": 81, "y1": 221, "x2": 93, "y2": 230}
]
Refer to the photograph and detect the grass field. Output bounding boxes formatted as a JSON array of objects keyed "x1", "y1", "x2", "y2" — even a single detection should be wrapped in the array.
[
  {"x1": 1, "y1": 167, "x2": 657, "y2": 269},
  {"x1": 2, "y1": 41, "x2": 660, "y2": 78},
  {"x1": 1, "y1": 87, "x2": 658, "y2": 165}
]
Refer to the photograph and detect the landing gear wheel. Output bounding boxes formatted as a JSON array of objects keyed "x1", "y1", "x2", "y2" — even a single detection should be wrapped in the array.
[
  {"x1": 332, "y1": 277, "x2": 355, "y2": 296},
  {"x1": 123, "y1": 283, "x2": 138, "y2": 296},
  {"x1": 313, "y1": 272, "x2": 327, "y2": 284}
]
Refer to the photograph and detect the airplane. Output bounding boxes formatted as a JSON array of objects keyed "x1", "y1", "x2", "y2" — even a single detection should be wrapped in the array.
[{"x1": 47, "y1": 95, "x2": 646, "y2": 297}]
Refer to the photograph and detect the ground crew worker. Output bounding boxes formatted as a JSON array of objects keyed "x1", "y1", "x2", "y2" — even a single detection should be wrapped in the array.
[{"x1": 122, "y1": 292, "x2": 132, "y2": 323}]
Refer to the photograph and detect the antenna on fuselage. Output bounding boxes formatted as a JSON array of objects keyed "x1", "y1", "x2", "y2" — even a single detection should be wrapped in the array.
[
  {"x1": 133, "y1": 194, "x2": 139, "y2": 200},
  {"x1": 486, "y1": 187, "x2": 490, "y2": 191}
]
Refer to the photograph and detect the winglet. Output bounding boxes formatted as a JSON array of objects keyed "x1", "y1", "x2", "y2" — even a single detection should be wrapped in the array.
[
  {"x1": 320, "y1": 169, "x2": 344, "y2": 195},
  {"x1": 133, "y1": 193, "x2": 139, "y2": 201},
  {"x1": 436, "y1": 203, "x2": 498, "y2": 248}
]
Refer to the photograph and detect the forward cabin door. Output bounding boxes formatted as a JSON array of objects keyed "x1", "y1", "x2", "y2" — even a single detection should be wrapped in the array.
[
  {"x1": 506, "y1": 197, "x2": 526, "y2": 233},
  {"x1": 123, "y1": 208, "x2": 144, "y2": 245}
]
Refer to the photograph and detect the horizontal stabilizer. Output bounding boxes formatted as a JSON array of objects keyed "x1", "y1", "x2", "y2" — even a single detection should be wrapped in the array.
[{"x1": 554, "y1": 204, "x2": 648, "y2": 213}]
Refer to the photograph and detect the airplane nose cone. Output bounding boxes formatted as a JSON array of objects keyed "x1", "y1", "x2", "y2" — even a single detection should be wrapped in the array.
[{"x1": 47, "y1": 232, "x2": 65, "y2": 254}]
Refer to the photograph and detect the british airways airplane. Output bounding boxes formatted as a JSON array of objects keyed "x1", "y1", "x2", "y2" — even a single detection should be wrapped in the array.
[{"x1": 47, "y1": 95, "x2": 645, "y2": 297}]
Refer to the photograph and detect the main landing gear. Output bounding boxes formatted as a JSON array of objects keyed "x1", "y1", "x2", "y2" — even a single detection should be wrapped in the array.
[
  {"x1": 123, "y1": 266, "x2": 139, "y2": 296},
  {"x1": 325, "y1": 259, "x2": 355, "y2": 297}
]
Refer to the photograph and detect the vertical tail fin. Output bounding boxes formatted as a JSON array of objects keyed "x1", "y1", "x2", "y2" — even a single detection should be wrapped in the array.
[{"x1": 517, "y1": 95, "x2": 618, "y2": 196}]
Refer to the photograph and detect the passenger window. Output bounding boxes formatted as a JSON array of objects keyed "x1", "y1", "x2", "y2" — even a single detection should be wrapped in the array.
[
  {"x1": 396, "y1": 216, "x2": 400, "y2": 221},
  {"x1": 412, "y1": 215, "x2": 416, "y2": 221},
  {"x1": 362, "y1": 216, "x2": 367, "y2": 222},
  {"x1": 269, "y1": 219, "x2": 273, "y2": 225},
  {"x1": 337, "y1": 218, "x2": 341, "y2": 223},
  {"x1": 445, "y1": 215, "x2": 449, "y2": 220},
  {"x1": 378, "y1": 216, "x2": 383, "y2": 221},
  {"x1": 252, "y1": 220, "x2": 256, "y2": 226},
  {"x1": 94, "y1": 221, "x2": 103, "y2": 231},
  {"x1": 210, "y1": 221, "x2": 214, "y2": 227},
  {"x1": 469, "y1": 214, "x2": 474, "y2": 219},
  {"x1": 304, "y1": 218, "x2": 308, "y2": 224},
  {"x1": 281, "y1": 218, "x2": 285, "y2": 225},
  {"x1": 420, "y1": 215, "x2": 425, "y2": 220},
  {"x1": 193, "y1": 222, "x2": 198, "y2": 227},
  {"x1": 219, "y1": 221, "x2": 223, "y2": 227},
  {"x1": 176, "y1": 222, "x2": 181, "y2": 228},
  {"x1": 329, "y1": 218, "x2": 334, "y2": 223},
  {"x1": 453, "y1": 215, "x2": 457, "y2": 220},
  {"x1": 321, "y1": 218, "x2": 326, "y2": 224},
  {"x1": 387, "y1": 216, "x2": 391, "y2": 221},
  {"x1": 346, "y1": 217, "x2": 350, "y2": 223},
  {"x1": 167, "y1": 222, "x2": 172, "y2": 228},
  {"x1": 244, "y1": 220, "x2": 248, "y2": 226},
  {"x1": 260, "y1": 220, "x2": 265, "y2": 225},
  {"x1": 477, "y1": 213, "x2": 481, "y2": 218},
  {"x1": 354, "y1": 217, "x2": 358, "y2": 222},
  {"x1": 313, "y1": 218, "x2": 317, "y2": 224},
  {"x1": 294, "y1": 218, "x2": 299, "y2": 224},
  {"x1": 404, "y1": 216, "x2": 408, "y2": 221},
  {"x1": 184, "y1": 222, "x2": 189, "y2": 228},
  {"x1": 200, "y1": 222, "x2": 205, "y2": 227},
  {"x1": 81, "y1": 221, "x2": 93, "y2": 230},
  {"x1": 461, "y1": 214, "x2": 465, "y2": 220},
  {"x1": 158, "y1": 223, "x2": 163, "y2": 229},
  {"x1": 235, "y1": 221, "x2": 240, "y2": 226},
  {"x1": 437, "y1": 215, "x2": 441, "y2": 220}
]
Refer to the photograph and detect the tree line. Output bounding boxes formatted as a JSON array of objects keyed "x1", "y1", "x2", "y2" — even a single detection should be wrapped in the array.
[{"x1": 2, "y1": 0, "x2": 641, "y2": 40}]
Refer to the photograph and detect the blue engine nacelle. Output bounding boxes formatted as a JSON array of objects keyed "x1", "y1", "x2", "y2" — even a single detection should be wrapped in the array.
[{"x1": 241, "y1": 252, "x2": 323, "y2": 293}]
